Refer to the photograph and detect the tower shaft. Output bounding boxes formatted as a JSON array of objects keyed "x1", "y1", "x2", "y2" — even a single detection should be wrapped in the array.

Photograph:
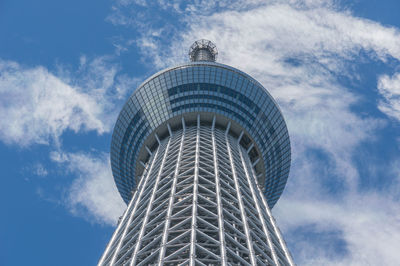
[{"x1": 99, "y1": 116, "x2": 294, "y2": 266}]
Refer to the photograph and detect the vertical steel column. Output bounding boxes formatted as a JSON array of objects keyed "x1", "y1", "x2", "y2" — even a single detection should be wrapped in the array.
[
  {"x1": 224, "y1": 122, "x2": 257, "y2": 266},
  {"x1": 189, "y1": 115, "x2": 201, "y2": 266},
  {"x1": 237, "y1": 141, "x2": 279, "y2": 266},
  {"x1": 158, "y1": 120, "x2": 186, "y2": 265},
  {"x1": 130, "y1": 137, "x2": 173, "y2": 266},
  {"x1": 98, "y1": 146, "x2": 160, "y2": 265},
  {"x1": 211, "y1": 116, "x2": 227, "y2": 266},
  {"x1": 252, "y1": 166, "x2": 295, "y2": 266},
  {"x1": 108, "y1": 147, "x2": 161, "y2": 265}
]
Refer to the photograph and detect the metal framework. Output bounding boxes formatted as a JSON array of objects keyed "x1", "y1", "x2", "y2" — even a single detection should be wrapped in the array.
[
  {"x1": 99, "y1": 40, "x2": 295, "y2": 266},
  {"x1": 189, "y1": 39, "x2": 218, "y2": 62},
  {"x1": 99, "y1": 116, "x2": 294, "y2": 266}
]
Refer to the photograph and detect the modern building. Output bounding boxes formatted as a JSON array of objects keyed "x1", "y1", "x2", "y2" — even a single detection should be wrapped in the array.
[{"x1": 99, "y1": 40, "x2": 294, "y2": 265}]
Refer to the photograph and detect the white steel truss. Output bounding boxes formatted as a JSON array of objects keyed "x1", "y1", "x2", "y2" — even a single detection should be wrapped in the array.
[{"x1": 99, "y1": 116, "x2": 294, "y2": 266}]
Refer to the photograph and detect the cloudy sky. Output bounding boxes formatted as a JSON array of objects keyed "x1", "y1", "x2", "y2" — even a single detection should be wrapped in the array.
[{"x1": 1, "y1": 0, "x2": 400, "y2": 265}]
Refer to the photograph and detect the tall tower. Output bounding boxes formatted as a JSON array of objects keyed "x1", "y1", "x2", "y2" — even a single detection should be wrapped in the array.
[{"x1": 99, "y1": 40, "x2": 294, "y2": 265}]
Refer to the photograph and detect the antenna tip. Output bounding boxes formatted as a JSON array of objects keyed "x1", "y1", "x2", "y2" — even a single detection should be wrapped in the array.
[{"x1": 189, "y1": 39, "x2": 218, "y2": 62}]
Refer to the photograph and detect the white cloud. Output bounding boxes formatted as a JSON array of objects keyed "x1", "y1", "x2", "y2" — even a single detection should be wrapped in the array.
[
  {"x1": 276, "y1": 190, "x2": 400, "y2": 266},
  {"x1": 50, "y1": 151, "x2": 126, "y2": 225},
  {"x1": 162, "y1": 1, "x2": 397, "y2": 189},
  {"x1": 33, "y1": 163, "x2": 49, "y2": 177},
  {"x1": 0, "y1": 57, "x2": 131, "y2": 147},
  {"x1": 132, "y1": 2, "x2": 400, "y2": 70},
  {"x1": 0, "y1": 56, "x2": 137, "y2": 225},
  {"x1": 378, "y1": 72, "x2": 400, "y2": 121}
]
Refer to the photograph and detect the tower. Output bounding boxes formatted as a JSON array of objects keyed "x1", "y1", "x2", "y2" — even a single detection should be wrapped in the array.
[{"x1": 99, "y1": 40, "x2": 294, "y2": 265}]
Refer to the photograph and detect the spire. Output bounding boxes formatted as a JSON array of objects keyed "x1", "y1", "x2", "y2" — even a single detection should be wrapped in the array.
[{"x1": 189, "y1": 39, "x2": 218, "y2": 62}]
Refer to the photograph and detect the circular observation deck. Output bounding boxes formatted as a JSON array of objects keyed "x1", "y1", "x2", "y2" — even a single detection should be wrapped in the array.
[{"x1": 111, "y1": 61, "x2": 291, "y2": 209}]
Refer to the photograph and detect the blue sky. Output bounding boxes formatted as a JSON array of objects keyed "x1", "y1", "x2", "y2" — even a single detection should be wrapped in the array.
[{"x1": 1, "y1": 0, "x2": 400, "y2": 265}]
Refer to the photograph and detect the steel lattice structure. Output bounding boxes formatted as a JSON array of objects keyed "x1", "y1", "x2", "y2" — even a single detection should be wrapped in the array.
[{"x1": 99, "y1": 40, "x2": 295, "y2": 265}]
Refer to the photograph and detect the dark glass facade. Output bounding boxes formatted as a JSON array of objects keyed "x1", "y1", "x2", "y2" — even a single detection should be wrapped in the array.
[{"x1": 111, "y1": 61, "x2": 291, "y2": 209}]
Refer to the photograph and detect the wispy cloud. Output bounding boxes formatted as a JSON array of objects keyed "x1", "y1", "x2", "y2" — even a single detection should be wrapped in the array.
[
  {"x1": 156, "y1": 0, "x2": 399, "y2": 190},
  {"x1": 0, "y1": 56, "x2": 138, "y2": 224},
  {"x1": 378, "y1": 72, "x2": 400, "y2": 122},
  {"x1": 0, "y1": 56, "x2": 132, "y2": 147},
  {"x1": 276, "y1": 189, "x2": 400, "y2": 265},
  {"x1": 50, "y1": 151, "x2": 125, "y2": 225},
  {"x1": 33, "y1": 163, "x2": 49, "y2": 177}
]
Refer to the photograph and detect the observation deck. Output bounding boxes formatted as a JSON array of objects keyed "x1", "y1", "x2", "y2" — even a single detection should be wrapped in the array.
[{"x1": 110, "y1": 41, "x2": 291, "y2": 208}]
